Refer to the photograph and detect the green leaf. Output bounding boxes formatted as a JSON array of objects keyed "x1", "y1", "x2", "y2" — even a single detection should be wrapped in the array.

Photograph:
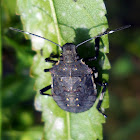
[
  {"x1": 2, "y1": 126, "x2": 43, "y2": 140},
  {"x1": 16, "y1": 0, "x2": 110, "y2": 139}
]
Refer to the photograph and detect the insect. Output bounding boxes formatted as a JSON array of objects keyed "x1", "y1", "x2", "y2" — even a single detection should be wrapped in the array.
[{"x1": 10, "y1": 25, "x2": 130, "y2": 117}]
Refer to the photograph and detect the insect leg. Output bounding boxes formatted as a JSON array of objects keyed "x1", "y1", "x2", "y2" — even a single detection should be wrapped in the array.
[
  {"x1": 45, "y1": 58, "x2": 58, "y2": 63},
  {"x1": 94, "y1": 37, "x2": 100, "y2": 60},
  {"x1": 83, "y1": 37, "x2": 100, "y2": 62},
  {"x1": 96, "y1": 81, "x2": 108, "y2": 118},
  {"x1": 40, "y1": 85, "x2": 52, "y2": 96},
  {"x1": 92, "y1": 67, "x2": 98, "y2": 79},
  {"x1": 44, "y1": 54, "x2": 60, "y2": 72},
  {"x1": 45, "y1": 53, "x2": 60, "y2": 63},
  {"x1": 44, "y1": 69, "x2": 50, "y2": 72},
  {"x1": 50, "y1": 54, "x2": 59, "y2": 58}
]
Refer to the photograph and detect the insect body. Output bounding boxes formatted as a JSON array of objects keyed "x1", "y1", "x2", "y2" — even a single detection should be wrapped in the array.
[
  {"x1": 50, "y1": 43, "x2": 97, "y2": 113},
  {"x1": 10, "y1": 25, "x2": 131, "y2": 116}
]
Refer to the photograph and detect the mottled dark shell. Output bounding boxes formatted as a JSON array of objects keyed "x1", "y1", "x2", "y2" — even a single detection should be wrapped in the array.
[{"x1": 50, "y1": 60, "x2": 97, "y2": 113}]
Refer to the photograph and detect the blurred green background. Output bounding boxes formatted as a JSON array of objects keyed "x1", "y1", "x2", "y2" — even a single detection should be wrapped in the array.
[{"x1": 2, "y1": 0, "x2": 140, "y2": 140}]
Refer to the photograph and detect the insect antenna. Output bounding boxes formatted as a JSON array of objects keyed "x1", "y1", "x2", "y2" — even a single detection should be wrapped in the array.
[
  {"x1": 9, "y1": 27, "x2": 62, "y2": 48},
  {"x1": 76, "y1": 25, "x2": 131, "y2": 48}
]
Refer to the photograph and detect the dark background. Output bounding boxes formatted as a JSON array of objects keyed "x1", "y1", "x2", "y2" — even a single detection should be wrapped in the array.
[
  {"x1": 105, "y1": 0, "x2": 140, "y2": 139},
  {"x1": 2, "y1": 0, "x2": 140, "y2": 140}
]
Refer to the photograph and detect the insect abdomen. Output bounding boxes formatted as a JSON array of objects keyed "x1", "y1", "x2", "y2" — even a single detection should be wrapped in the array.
[{"x1": 52, "y1": 73, "x2": 97, "y2": 113}]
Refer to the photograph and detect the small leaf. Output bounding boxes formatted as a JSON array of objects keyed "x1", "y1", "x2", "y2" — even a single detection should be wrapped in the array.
[{"x1": 16, "y1": 0, "x2": 110, "y2": 139}]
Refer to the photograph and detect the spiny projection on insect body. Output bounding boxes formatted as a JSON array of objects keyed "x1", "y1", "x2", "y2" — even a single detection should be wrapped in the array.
[{"x1": 10, "y1": 25, "x2": 131, "y2": 117}]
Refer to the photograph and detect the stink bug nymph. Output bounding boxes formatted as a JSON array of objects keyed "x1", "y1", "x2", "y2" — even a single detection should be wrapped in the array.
[{"x1": 10, "y1": 25, "x2": 131, "y2": 117}]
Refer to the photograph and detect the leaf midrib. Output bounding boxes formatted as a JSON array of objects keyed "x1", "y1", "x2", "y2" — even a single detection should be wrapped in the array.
[
  {"x1": 49, "y1": 1, "x2": 71, "y2": 139},
  {"x1": 49, "y1": 0, "x2": 61, "y2": 46}
]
